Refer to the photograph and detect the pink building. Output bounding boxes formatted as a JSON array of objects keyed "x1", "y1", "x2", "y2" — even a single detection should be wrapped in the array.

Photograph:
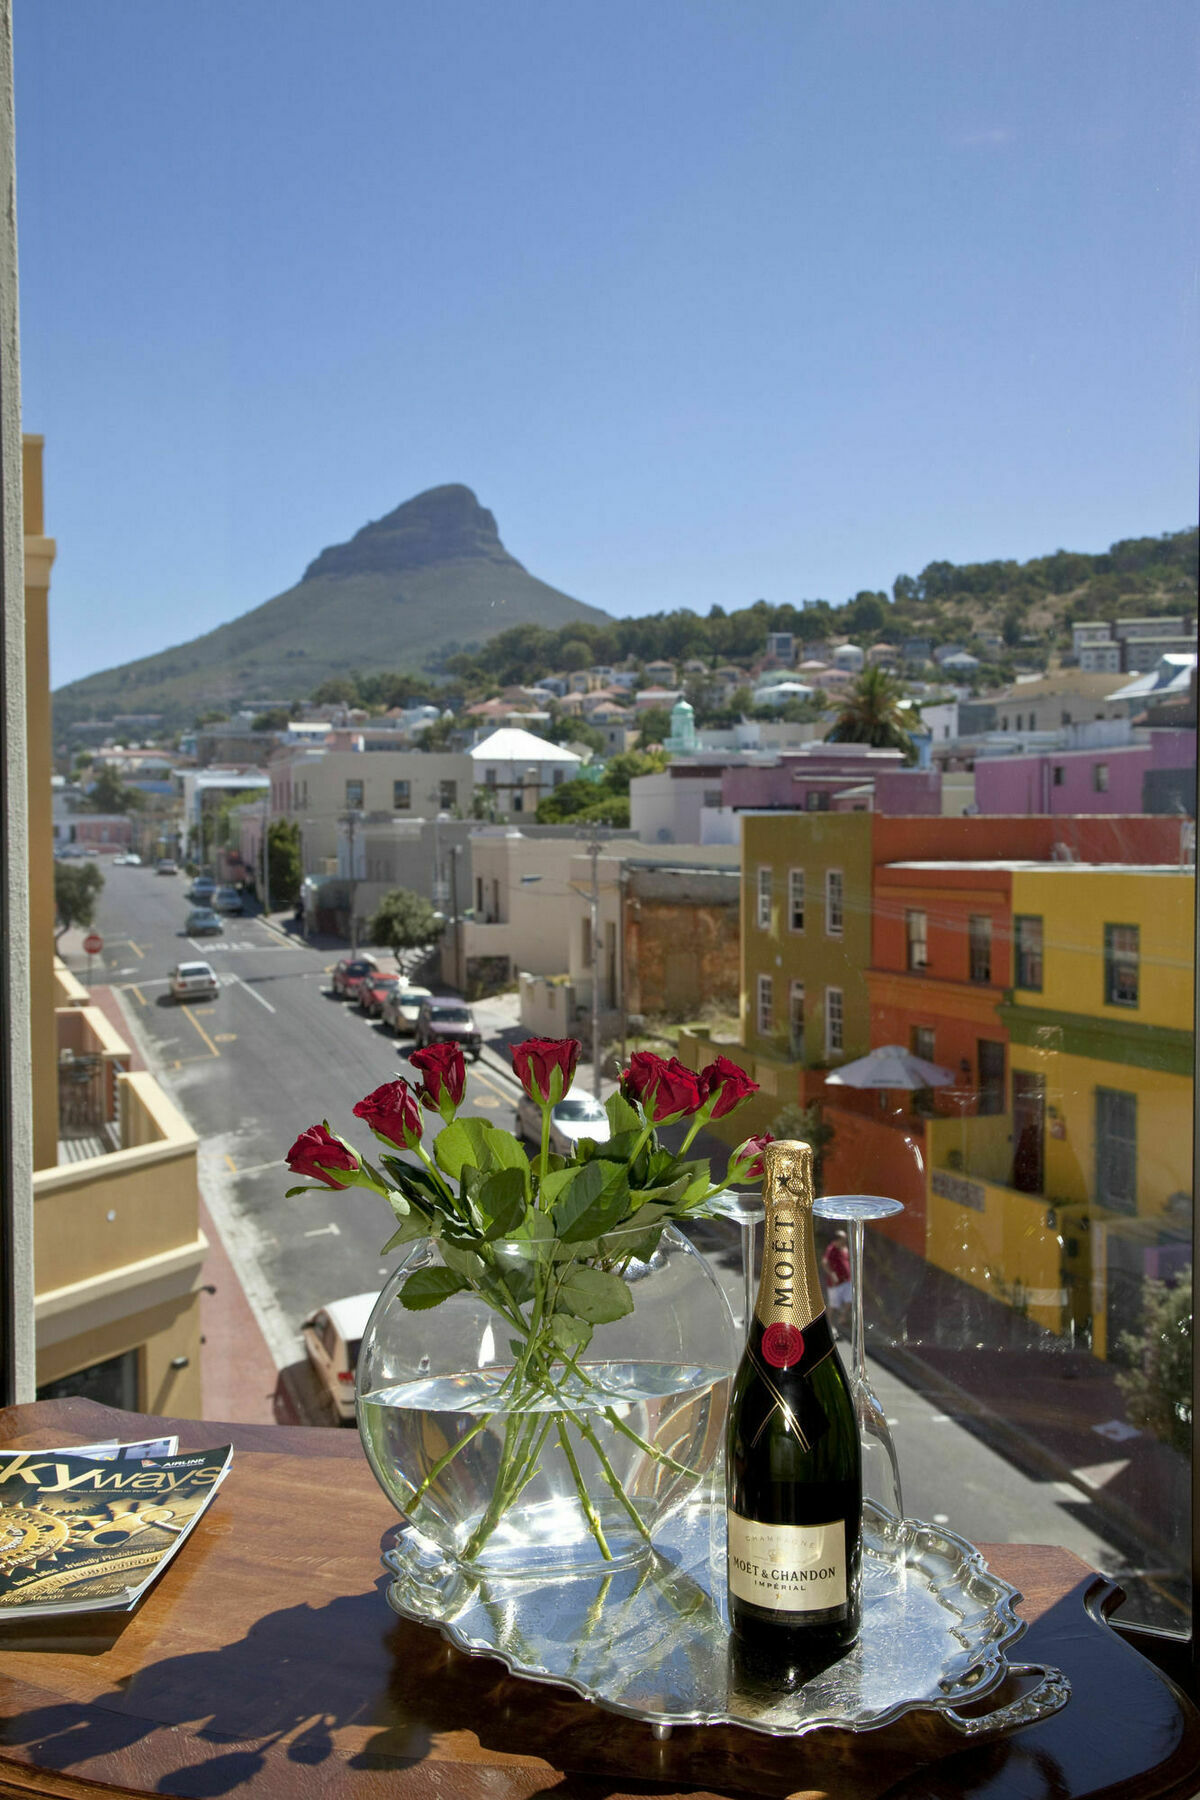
[
  {"x1": 973, "y1": 731, "x2": 1194, "y2": 815},
  {"x1": 722, "y1": 746, "x2": 941, "y2": 815}
]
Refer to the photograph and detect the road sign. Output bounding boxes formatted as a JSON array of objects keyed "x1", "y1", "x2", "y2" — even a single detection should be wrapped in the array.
[{"x1": 83, "y1": 933, "x2": 104, "y2": 955}]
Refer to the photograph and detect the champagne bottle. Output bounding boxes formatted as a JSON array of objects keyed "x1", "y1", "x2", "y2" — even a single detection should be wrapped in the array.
[{"x1": 725, "y1": 1140, "x2": 862, "y2": 1670}]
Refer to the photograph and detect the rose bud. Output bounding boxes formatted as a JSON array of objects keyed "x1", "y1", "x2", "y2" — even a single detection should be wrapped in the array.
[
  {"x1": 699, "y1": 1054, "x2": 759, "y2": 1120},
  {"x1": 727, "y1": 1133, "x2": 775, "y2": 1185},
  {"x1": 621, "y1": 1051, "x2": 704, "y2": 1126},
  {"x1": 353, "y1": 1079, "x2": 423, "y2": 1152},
  {"x1": 512, "y1": 1036, "x2": 581, "y2": 1107},
  {"x1": 410, "y1": 1041, "x2": 467, "y2": 1120},
  {"x1": 286, "y1": 1124, "x2": 362, "y2": 1190}
]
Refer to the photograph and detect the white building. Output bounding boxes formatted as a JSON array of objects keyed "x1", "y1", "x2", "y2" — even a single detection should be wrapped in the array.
[{"x1": 468, "y1": 727, "x2": 582, "y2": 817}]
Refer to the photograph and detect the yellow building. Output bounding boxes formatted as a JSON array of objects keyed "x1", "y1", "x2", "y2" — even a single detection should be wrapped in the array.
[
  {"x1": 26, "y1": 437, "x2": 207, "y2": 1413},
  {"x1": 924, "y1": 862, "x2": 1194, "y2": 1356}
]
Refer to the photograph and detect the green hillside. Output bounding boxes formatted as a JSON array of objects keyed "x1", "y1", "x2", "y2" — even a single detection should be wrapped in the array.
[{"x1": 52, "y1": 485, "x2": 608, "y2": 733}]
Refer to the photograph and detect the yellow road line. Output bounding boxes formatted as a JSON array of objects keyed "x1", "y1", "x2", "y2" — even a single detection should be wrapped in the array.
[
  {"x1": 131, "y1": 985, "x2": 146, "y2": 1007},
  {"x1": 225, "y1": 1154, "x2": 238, "y2": 1174},
  {"x1": 180, "y1": 1005, "x2": 220, "y2": 1059},
  {"x1": 126, "y1": 940, "x2": 145, "y2": 960},
  {"x1": 470, "y1": 1065, "x2": 517, "y2": 1108}
]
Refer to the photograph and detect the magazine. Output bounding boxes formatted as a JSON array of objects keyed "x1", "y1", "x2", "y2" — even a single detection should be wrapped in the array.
[
  {"x1": 0, "y1": 1442, "x2": 232, "y2": 1619},
  {"x1": 55, "y1": 1435, "x2": 180, "y2": 1462}
]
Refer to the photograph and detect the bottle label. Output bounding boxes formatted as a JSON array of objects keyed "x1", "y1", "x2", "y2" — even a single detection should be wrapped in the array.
[{"x1": 727, "y1": 1513, "x2": 848, "y2": 1612}]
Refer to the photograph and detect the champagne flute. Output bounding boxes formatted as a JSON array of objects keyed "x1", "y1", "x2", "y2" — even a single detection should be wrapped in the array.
[{"x1": 813, "y1": 1194, "x2": 905, "y2": 1584}]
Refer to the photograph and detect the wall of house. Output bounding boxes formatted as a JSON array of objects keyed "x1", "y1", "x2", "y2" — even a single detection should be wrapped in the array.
[
  {"x1": 974, "y1": 747, "x2": 1152, "y2": 815},
  {"x1": 623, "y1": 879, "x2": 740, "y2": 1019}
]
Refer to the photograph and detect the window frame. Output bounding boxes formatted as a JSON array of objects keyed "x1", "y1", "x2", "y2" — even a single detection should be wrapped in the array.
[
  {"x1": 1095, "y1": 1085, "x2": 1138, "y2": 1215},
  {"x1": 344, "y1": 778, "x2": 364, "y2": 810},
  {"x1": 756, "y1": 971, "x2": 773, "y2": 1036},
  {"x1": 1014, "y1": 913, "x2": 1044, "y2": 991},
  {"x1": 825, "y1": 984, "x2": 844, "y2": 1058},
  {"x1": 755, "y1": 865, "x2": 772, "y2": 931},
  {"x1": 905, "y1": 907, "x2": 928, "y2": 971},
  {"x1": 968, "y1": 913, "x2": 992, "y2": 984},
  {"x1": 392, "y1": 779, "x2": 411, "y2": 811},
  {"x1": 825, "y1": 868, "x2": 844, "y2": 938},
  {"x1": 788, "y1": 979, "x2": 805, "y2": 1059},
  {"x1": 1104, "y1": 922, "x2": 1139, "y2": 1008},
  {"x1": 788, "y1": 867, "x2": 805, "y2": 933},
  {"x1": 911, "y1": 1024, "x2": 935, "y2": 1063}
]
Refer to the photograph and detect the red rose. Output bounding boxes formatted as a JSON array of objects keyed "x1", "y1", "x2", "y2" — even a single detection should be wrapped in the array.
[
  {"x1": 621, "y1": 1051, "x2": 704, "y2": 1125},
  {"x1": 410, "y1": 1041, "x2": 467, "y2": 1119},
  {"x1": 727, "y1": 1133, "x2": 774, "y2": 1185},
  {"x1": 512, "y1": 1036, "x2": 581, "y2": 1107},
  {"x1": 353, "y1": 1079, "x2": 423, "y2": 1152},
  {"x1": 699, "y1": 1055, "x2": 759, "y2": 1120},
  {"x1": 286, "y1": 1124, "x2": 361, "y2": 1190}
]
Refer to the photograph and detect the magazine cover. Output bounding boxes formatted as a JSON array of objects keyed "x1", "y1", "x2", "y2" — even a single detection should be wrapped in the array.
[{"x1": 0, "y1": 1444, "x2": 232, "y2": 1618}]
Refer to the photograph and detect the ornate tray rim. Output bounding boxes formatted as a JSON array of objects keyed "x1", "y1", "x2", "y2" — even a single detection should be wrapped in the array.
[{"x1": 382, "y1": 1501, "x2": 1071, "y2": 1740}]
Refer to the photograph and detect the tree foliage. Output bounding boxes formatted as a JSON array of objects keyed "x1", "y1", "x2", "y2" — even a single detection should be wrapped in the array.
[
  {"x1": 267, "y1": 818, "x2": 302, "y2": 908},
  {"x1": 825, "y1": 666, "x2": 915, "y2": 760},
  {"x1": 85, "y1": 765, "x2": 143, "y2": 813},
  {"x1": 54, "y1": 861, "x2": 104, "y2": 944},
  {"x1": 1116, "y1": 1265, "x2": 1192, "y2": 1456},
  {"x1": 370, "y1": 887, "x2": 445, "y2": 955}
]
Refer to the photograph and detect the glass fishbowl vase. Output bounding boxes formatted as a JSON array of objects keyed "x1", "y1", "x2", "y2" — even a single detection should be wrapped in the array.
[{"x1": 357, "y1": 1224, "x2": 739, "y2": 1579}]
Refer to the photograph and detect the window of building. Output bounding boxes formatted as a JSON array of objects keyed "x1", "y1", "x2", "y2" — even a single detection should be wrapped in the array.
[
  {"x1": 911, "y1": 1025, "x2": 935, "y2": 1062},
  {"x1": 393, "y1": 779, "x2": 410, "y2": 810},
  {"x1": 788, "y1": 868, "x2": 805, "y2": 932},
  {"x1": 1104, "y1": 923, "x2": 1139, "y2": 1007},
  {"x1": 825, "y1": 986, "x2": 844, "y2": 1057},
  {"x1": 1094, "y1": 762, "x2": 1109, "y2": 792},
  {"x1": 905, "y1": 909, "x2": 928, "y2": 970},
  {"x1": 1001, "y1": 716, "x2": 1009, "y2": 729},
  {"x1": 977, "y1": 1039, "x2": 1005, "y2": 1115},
  {"x1": 1052, "y1": 765, "x2": 1064, "y2": 786},
  {"x1": 512, "y1": 792, "x2": 524, "y2": 812},
  {"x1": 756, "y1": 866, "x2": 772, "y2": 930},
  {"x1": 826, "y1": 869, "x2": 844, "y2": 937},
  {"x1": 704, "y1": 789, "x2": 722, "y2": 808},
  {"x1": 37, "y1": 1347, "x2": 140, "y2": 1410},
  {"x1": 806, "y1": 790, "x2": 830, "y2": 811},
  {"x1": 552, "y1": 768, "x2": 565, "y2": 786},
  {"x1": 439, "y1": 779, "x2": 458, "y2": 810},
  {"x1": 789, "y1": 981, "x2": 805, "y2": 1059},
  {"x1": 484, "y1": 767, "x2": 497, "y2": 786},
  {"x1": 756, "y1": 973, "x2": 773, "y2": 1036},
  {"x1": 1061, "y1": 709, "x2": 1072, "y2": 725},
  {"x1": 581, "y1": 915, "x2": 592, "y2": 968},
  {"x1": 968, "y1": 914, "x2": 992, "y2": 983},
  {"x1": 345, "y1": 779, "x2": 364, "y2": 809},
  {"x1": 1095, "y1": 1087, "x2": 1137, "y2": 1215},
  {"x1": 1014, "y1": 914, "x2": 1043, "y2": 990},
  {"x1": 1015, "y1": 713, "x2": 1023, "y2": 731}
]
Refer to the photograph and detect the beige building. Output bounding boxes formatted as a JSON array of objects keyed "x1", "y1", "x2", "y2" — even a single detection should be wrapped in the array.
[
  {"x1": 26, "y1": 438, "x2": 206, "y2": 1414},
  {"x1": 270, "y1": 741, "x2": 475, "y2": 872},
  {"x1": 451, "y1": 831, "x2": 583, "y2": 991}
]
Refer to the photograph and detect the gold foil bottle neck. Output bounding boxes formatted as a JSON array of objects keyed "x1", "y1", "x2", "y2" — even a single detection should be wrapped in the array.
[{"x1": 755, "y1": 1140, "x2": 823, "y2": 1329}]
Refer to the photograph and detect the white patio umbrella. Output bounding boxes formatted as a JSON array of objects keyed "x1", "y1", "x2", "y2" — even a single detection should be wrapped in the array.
[{"x1": 823, "y1": 1044, "x2": 955, "y2": 1090}]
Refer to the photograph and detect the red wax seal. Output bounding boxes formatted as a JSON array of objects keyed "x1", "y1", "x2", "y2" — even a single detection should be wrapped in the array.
[{"x1": 761, "y1": 1323, "x2": 805, "y2": 1368}]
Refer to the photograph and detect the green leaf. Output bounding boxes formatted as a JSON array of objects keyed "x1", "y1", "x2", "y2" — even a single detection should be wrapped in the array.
[
  {"x1": 380, "y1": 1214, "x2": 431, "y2": 1254},
  {"x1": 497, "y1": 1211, "x2": 556, "y2": 1262},
  {"x1": 439, "y1": 1239, "x2": 486, "y2": 1281},
  {"x1": 398, "y1": 1266, "x2": 469, "y2": 1310},
  {"x1": 479, "y1": 1167, "x2": 528, "y2": 1240},
  {"x1": 547, "y1": 1312, "x2": 594, "y2": 1357},
  {"x1": 433, "y1": 1118, "x2": 529, "y2": 1182},
  {"x1": 554, "y1": 1160, "x2": 631, "y2": 1243},
  {"x1": 539, "y1": 1165, "x2": 582, "y2": 1205},
  {"x1": 605, "y1": 1090, "x2": 642, "y2": 1135},
  {"x1": 556, "y1": 1264, "x2": 635, "y2": 1324}
]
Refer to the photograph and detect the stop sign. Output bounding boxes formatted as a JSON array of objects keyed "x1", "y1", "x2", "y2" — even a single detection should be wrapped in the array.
[{"x1": 83, "y1": 933, "x2": 103, "y2": 956}]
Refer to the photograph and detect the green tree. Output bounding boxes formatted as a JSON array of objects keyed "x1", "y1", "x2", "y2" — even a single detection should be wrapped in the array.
[
  {"x1": 417, "y1": 714, "x2": 457, "y2": 751},
  {"x1": 252, "y1": 707, "x2": 291, "y2": 732},
  {"x1": 825, "y1": 666, "x2": 915, "y2": 760},
  {"x1": 85, "y1": 765, "x2": 143, "y2": 813},
  {"x1": 769, "y1": 1101, "x2": 836, "y2": 1194},
  {"x1": 54, "y1": 861, "x2": 104, "y2": 945},
  {"x1": 636, "y1": 706, "x2": 672, "y2": 749},
  {"x1": 266, "y1": 818, "x2": 302, "y2": 908},
  {"x1": 1116, "y1": 1265, "x2": 1192, "y2": 1455},
  {"x1": 369, "y1": 887, "x2": 445, "y2": 956}
]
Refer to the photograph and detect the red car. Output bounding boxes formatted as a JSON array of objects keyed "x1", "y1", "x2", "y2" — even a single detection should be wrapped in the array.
[
  {"x1": 331, "y1": 954, "x2": 379, "y2": 999},
  {"x1": 357, "y1": 971, "x2": 402, "y2": 1018}
]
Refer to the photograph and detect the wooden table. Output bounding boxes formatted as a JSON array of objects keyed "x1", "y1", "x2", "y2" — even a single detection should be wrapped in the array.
[{"x1": 1, "y1": 1398, "x2": 1198, "y2": 1800}]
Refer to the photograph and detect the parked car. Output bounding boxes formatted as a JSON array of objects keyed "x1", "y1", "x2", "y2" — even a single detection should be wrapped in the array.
[
  {"x1": 516, "y1": 1089, "x2": 611, "y2": 1155},
  {"x1": 188, "y1": 875, "x2": 218, "y2": 904},
  {"x1": 213, "y1": 886, "x2": 244, "y2": 914},
  {"x1": 185, "y1": 906, "x2": 223, "y2": 936},
  {"x1": 169, "y1": 960, "x2": 219, "y2": 1002},
  {"x1": 413, "y1": 997, "x2": 482, "y2": 1061},
  {"x1": 156, "y1": 858, "x2": 178, "y2": 875},
  {"x1": 124, "y1": 852, "x2": 142, "y2": 866},
  {"x1": 301, "y1": 1293, "x2": 378, "y2": 1424},
  {"x1": 379, "y1": 983, "x2": 432, "y2": 1036},
  {"x1": 357, "y1": 971, "x2": 402, "y2": 1017},
  {"x1": 331, "y1": 954, "x2": 379, "y2": 999}
]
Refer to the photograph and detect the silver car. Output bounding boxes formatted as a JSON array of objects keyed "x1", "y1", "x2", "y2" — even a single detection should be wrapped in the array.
[
  {"x1": 515, "y1": 1090, "x2": 611, "y2": 1156},
  {"x1": 169, "y1": 960, "x2": 219, "y2": 1002},
  {"x1": 380, "y1": 983, "x2": 432, "y2": 1036}
]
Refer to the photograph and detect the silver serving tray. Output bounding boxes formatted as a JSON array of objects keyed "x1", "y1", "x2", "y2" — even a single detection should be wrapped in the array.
[{"x1": 383, "y1": 1496, "x2": 1070, "y2": 1739}]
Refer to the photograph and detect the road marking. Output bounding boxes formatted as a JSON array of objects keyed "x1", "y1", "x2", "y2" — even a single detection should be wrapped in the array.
[
  {"x1": 127, "y1": 940, "x2": 145, "y2": 960},
  {"x1": 214, "y1": 1033, "x2": 238, "y2": 1043},
  {"x1": 231, "y1": 973, "x2": 276, "y2": 1013},
  {"x1": 225, "y1": 1154, "x2": 238, "y2": 1173},
  {"x1": 1052, "y1": 1480, "x2": 1091, "y2": 1504},
  {"x1": 180, "y1": 1005, "x2": 220, "y2": 1059},
  {"x1": 304, "y1": 1222, "x2": 341, "y2": 1238},
  {"x1": 131, "y1": 986, "x2": 147, "y2": 1007},
  {"x1": 470, "y1": 1065, "x2": 519, "y2": 1107},
  {"x1": 472, "y1": 1094, "x2": 501, "y2": 1109}
]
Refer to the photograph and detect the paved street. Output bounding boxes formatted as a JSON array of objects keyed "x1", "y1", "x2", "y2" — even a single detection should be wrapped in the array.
[{"x1": 70, "y1": 860, "x2": 1182, "y2": 1629}]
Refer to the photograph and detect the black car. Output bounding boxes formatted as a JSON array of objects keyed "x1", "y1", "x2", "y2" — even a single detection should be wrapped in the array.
[{"x1": 413, "y1": 998, "x2": 482, "y2": 1061}]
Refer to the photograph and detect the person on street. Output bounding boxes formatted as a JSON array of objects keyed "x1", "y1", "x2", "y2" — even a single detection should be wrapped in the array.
[{"x1": 822, "y1": 1229, "x2": 852, "y2": 1339}]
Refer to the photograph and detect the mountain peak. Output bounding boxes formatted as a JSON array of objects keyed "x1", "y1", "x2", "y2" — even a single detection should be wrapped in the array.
[{"x1": 303, "y1": 483, "x2": 515, "y2": 582}]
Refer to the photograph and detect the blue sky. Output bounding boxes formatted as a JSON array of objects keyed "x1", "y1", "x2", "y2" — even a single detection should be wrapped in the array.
[{"x1": 14, "y1": 2, "x2": 1199, "y2": 689}]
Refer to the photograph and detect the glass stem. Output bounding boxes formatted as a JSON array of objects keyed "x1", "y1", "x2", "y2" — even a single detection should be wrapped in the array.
[{"x1": 850, "y1": 1216, "x2": 868, "y2": 1387}]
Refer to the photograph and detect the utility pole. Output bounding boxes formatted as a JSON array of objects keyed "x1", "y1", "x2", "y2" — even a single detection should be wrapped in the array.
[
  {"x1": 588, "y1": 834, "x2": 602, "y2": 1099},
  {"x1": 341, "y1": 811, "x2": 361, "y2": 950},
  {"x1": 260, "y1": 788, "x2": 271, "y2": 918}
]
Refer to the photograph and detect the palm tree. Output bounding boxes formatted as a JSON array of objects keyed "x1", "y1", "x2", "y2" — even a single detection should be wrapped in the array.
[{"x1": 825, "y1": 665, "x2": 916, "y2": 761}]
